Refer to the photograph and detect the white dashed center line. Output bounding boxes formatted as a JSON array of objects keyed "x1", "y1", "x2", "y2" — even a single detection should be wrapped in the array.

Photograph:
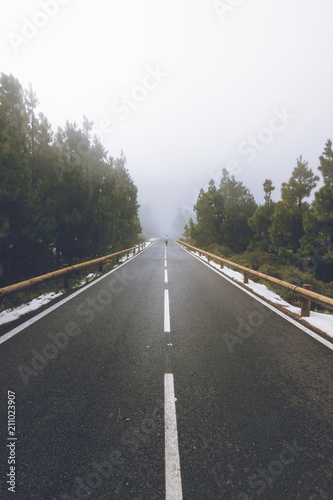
[
  {"x1": 164, "y1": 373, "x2": 183, "y2": 499},
  {"x1": 163, "y1": 244, "x2": 183, "y2": 499},
  {"x1": 164, "y1": 289, "x2": 170, "y2": 332}
]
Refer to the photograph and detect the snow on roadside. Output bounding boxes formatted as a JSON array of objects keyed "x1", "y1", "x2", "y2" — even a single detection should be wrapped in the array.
[
  {"x1": 77, "y1": 272, "x2": 100, "y2": 287},
  {"x1": 118, "y1": 241, "x2": 152, "y2": 263},
  {"x1": 0, "y1": 243, "x2": 152, "y2": 327},
  {"x1": 0, "y1": 292, "x2": 63, "y2": 326},
  {"x1": 193, "y1": 252, "x2": 333, "y2": 339}
]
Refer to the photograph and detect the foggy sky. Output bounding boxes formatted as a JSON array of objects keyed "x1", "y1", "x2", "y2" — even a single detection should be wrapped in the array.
[{"x1": 2, "y1": 0, "x2": 333, "y2": 237}]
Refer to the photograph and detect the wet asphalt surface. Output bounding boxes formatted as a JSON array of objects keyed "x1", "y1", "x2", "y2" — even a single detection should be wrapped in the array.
[{"x1": 0, "y1": 239, "x2": 332, "y2": 499}]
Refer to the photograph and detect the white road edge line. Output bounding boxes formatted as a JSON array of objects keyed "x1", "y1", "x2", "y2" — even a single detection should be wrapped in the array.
[
  {"x1": 164, "y1": 373, "x2": 183, "y2": 500},
  {"x1": 0, "y1": 242, "x2": 156, "y2": 345},
  {"x1": 164, "y1": 290, "x2": 170, "y2": 332},
  {"x1": 176, "y1": 242, "x2": 333, "y2": 352}
]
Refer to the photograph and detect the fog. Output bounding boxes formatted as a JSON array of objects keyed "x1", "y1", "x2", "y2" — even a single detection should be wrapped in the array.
[{"x1": 2, "y1": 0, "x2": 333, "y2": 238}]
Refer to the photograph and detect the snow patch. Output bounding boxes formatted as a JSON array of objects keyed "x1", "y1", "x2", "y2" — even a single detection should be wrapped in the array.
[
  {"x1": 77, "y1": 273, "x2": 100, "y2": 287},
  {"x1": 193, "y1": 251, "x2": 333, "y2": 339},
  {"x1": 0, "y1": 243, "x2": 151, "y2": 327},
  {"x1": 0, "y1": 292, "x2": 63, "y2": 326}
]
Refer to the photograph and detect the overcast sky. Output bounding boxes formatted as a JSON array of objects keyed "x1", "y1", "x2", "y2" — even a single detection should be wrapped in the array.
[{"x1": 2, "y1": 0, "x2": 333, "y2": 236}]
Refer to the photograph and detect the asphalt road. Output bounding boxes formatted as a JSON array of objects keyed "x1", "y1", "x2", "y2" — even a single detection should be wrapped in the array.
[{"x1": 1, "y1": 239, "x2": 332, "y2": 499}]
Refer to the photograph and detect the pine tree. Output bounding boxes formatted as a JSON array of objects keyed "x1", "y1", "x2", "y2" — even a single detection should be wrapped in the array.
[
  {"x1": 301, "y1": 139, "x2": 333, "y2": 280},
  {"x1": 318, "y1": 139, "x2": 333, "y2": 187},
  {"x1": 219, "y1": 169, "x2": 257, "y2": 252},
  {"x1": 270, "y1": 157, "x2": 319, "y2": 256},
  {"x1": 191, "y1": 170, "x2": 257, "y2": 252},
  {"x1": 248, "y1": 180, "x2": 275, "y2": 251},
  {"x1": 263, "y1": 179, "x2": 275, "y2": 205},
  {"x1": 281, "y1": 156, "x2": 319, "y2": 214},
  {"x1": 0, "y1": 73, "x2": 142, "y2": 283}
]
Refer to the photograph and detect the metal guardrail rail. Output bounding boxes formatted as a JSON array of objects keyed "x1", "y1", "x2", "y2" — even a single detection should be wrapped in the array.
[
  {"x1": 176, "y1": 240, "x2": 333, "y2": 317},
  {"x1": 0, "y1": 244, "x2": 145, "y2": 298}
]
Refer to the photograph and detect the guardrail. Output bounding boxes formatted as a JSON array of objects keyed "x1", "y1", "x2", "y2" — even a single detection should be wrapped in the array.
[
  {"x1": 176, "y1": 240, "x2": 333, "y2": 317},
  {"x1": 0, "y1": 244, "x2": 146, "y2": 299}
]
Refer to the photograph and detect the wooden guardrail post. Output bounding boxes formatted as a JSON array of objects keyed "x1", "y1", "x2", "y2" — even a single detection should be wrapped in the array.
[
  {"x1": 301, "y1": 284, "x2": 312, "y2": 317},
  {"x1": 61, "y1": 264, "x2": 69, "y2": 289},
  {"x1": 0, "y1": 244, "x2": 145, "y2": 299},
  {"x1": 174, "y1": 240, "x2": 333, "y2": 314},
  {"x1": 99, "y1": 262, "x2": 103, "y2": 272},
  {"x1": 243, "y1": 265, "x2": 250, "y2": 284},
  {"x1": 220, "y1": 256, "x2": 224, "y2": 269}
]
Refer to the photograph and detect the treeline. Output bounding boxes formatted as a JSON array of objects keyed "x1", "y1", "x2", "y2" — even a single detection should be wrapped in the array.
[
  {"x1": 0, "y1": 73, "x2": 141, "y2": 286},
  {"x1": 184, "y1": 146, "x2": 333, "y2": 282}
]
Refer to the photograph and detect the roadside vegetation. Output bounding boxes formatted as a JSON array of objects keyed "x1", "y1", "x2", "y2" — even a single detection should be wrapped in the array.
[
  {"x1": 0, "y1": 238, "x2": 147, "y2": 326},
  {"x1": 183, "y1": 148, "x2": 333, "y2": 307},
  {"x1": 0, "y1": 73, "x2": 142, "y2": 289}
]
